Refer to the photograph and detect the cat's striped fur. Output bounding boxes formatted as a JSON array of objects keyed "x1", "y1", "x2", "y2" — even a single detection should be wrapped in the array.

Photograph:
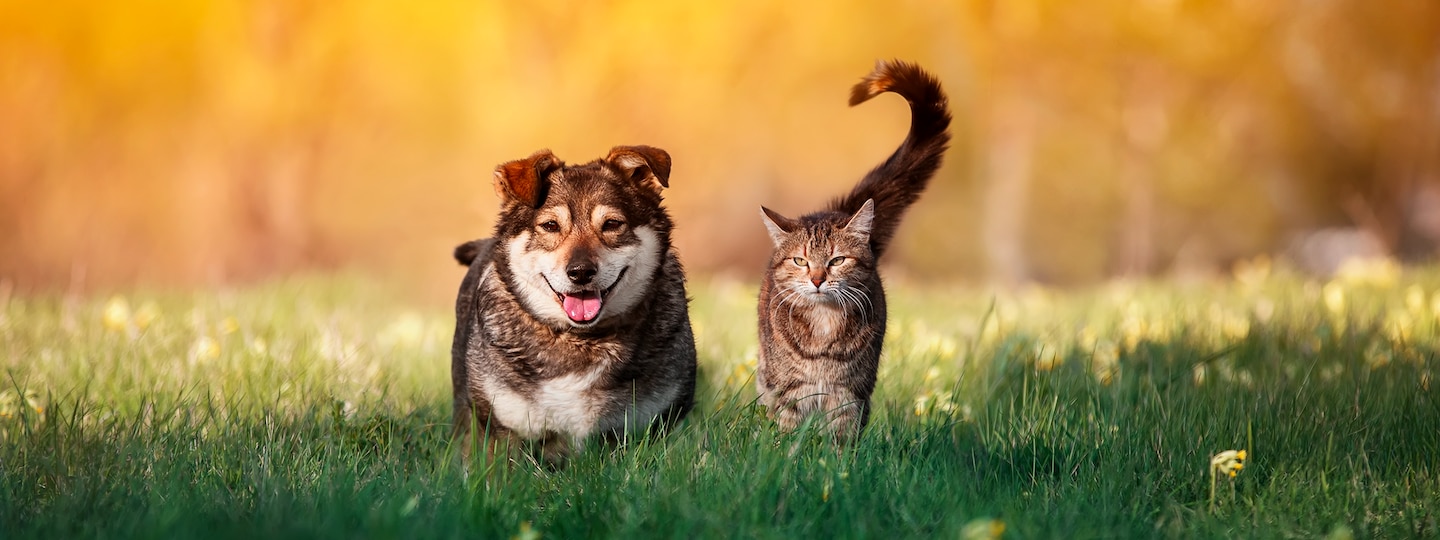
[{"x1": 756, "y1": 60, "x2": 951, "y2": 441}]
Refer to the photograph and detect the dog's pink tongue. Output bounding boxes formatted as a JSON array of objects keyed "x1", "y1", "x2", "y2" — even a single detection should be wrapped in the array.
[{"x1": 562, "y1": 292, "x2": 603, "y2": 322}]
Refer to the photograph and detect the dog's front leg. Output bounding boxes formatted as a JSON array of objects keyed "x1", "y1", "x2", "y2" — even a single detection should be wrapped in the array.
[
  {"x1": 453, "y1": 402, "x2": 518, "y2": 480},
  {"x1": 538, "y1": 433, "x2": 576, "y2": 469}
]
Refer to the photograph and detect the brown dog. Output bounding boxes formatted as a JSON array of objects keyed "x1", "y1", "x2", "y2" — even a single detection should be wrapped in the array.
[{"x1": 450, "y1": 146, "x2": 696, "y2": 469}]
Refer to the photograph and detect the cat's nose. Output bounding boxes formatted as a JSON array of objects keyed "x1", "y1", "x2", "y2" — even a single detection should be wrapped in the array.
[{"x1": 810, "y1": 276, "x2": 824, "y2": 287}]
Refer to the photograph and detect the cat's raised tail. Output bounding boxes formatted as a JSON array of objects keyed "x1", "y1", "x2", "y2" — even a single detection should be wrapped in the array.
[{"x1": 828, "y1": 60, "x2": 952, "y2": 259}]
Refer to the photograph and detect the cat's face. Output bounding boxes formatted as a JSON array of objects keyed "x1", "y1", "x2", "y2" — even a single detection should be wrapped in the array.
[{"x1": 760, "y1": 199, "x2": 877, "y2": 308}]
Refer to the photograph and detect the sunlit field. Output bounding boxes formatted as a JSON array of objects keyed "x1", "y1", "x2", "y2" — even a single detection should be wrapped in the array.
[{"x1": 2, "y1": 263, "x2": 1437, "y2": 538}]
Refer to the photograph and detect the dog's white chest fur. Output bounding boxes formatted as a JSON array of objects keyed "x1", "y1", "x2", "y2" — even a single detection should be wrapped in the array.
[
  {"x1": 487, "y1": 368, "x2": 606, "y2": 440},
  {"x1": 483, "y1": 365, "x2": 682, "y2": 443}
]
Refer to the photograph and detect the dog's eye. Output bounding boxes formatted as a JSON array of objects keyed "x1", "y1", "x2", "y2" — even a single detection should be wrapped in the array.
[
  {"x1": 602, "y1": 219, "x2": 625, "y2": 232},
  {"x1": 538, "y1": 220, "x2": 561, "y2": 233},
  {"x1": 792, "y1": 257, "x2": 808, "y2": 267},
  {"x1": 829, "y1": 256, "x2": 847, "y2": 267}
]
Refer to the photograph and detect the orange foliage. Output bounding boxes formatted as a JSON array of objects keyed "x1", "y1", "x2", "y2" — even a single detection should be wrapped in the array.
[{"x1": 1, "y1": 0, "x2": 1437, "y2": 293}]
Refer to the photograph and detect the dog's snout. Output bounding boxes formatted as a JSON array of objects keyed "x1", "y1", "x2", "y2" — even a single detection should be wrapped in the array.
[{"x1": 567, "y1": 260, "x2": 598, "y2": 285}]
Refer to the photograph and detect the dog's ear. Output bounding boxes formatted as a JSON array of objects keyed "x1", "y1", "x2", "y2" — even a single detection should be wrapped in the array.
[
  {"x1": 605, "y1": 145, "x2": 672, "y2": 195},
  {"x1": 493, "y1": 149, "x2": 562, "y2": 208}
]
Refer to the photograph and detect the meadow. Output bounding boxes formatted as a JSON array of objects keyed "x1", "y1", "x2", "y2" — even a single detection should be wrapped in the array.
[{"x1": 1, "y1": 260, "x2": 1437, "y2": 538}]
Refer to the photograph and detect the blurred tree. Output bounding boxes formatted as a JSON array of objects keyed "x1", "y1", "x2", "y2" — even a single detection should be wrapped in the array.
[{"x1": 1, "y1": 0, "x2": 1438, "y2": 291}]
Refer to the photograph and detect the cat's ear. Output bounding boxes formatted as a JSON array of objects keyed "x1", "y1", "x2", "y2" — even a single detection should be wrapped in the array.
[
  {"x1": 760, "y1": 206, "x2": 798, "y2": 247},
  {"x1": 605, "y1": 145, "x2": 672, "y2": 195},
  {"x1": 494, "y1": 149, "x2": 562, "y2": 208},
  {"x1": 844, "y1": 199, "x2": 876, "y2": 237}
]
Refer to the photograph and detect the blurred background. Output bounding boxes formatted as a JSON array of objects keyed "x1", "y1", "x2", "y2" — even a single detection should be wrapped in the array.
[{"x1": 2, "y1": 0, "x2": 1439, "y2": 301}]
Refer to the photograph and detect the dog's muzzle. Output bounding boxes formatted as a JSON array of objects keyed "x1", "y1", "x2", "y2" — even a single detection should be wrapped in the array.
[{"x1": 545, "y1": 267, "x2": 628, "y2": 324}]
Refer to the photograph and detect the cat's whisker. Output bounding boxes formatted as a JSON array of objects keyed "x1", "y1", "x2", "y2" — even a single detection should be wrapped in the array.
[
  {"x1": 833, "y1": 286, "x2": 852, "y2": 311},
  {"x1": 832, "y1": 285, "x2": 853, "y2": 310},
  {"x1": 852, "y1": 285, "x2": 875, "y2": 315},
  {"x1": 842, "y1": 287, "x2": 870, "y2": 318},
  {"x1": 772, "y1": 288, "x2": 792, "y2": 312},
  {"x1": 846, "y1": 282, "x2": 876, "y2": 315},
  {"x1": 781, "y1": 289, "x2": 803, "y2": 313},
  {"x1": 779, "y1": 285, "x2": 804, "y2": 321}
]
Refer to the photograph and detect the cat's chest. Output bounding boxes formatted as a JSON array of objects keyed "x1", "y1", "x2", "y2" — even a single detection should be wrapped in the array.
[{"x1": 802, "y1": 303, "x2": 850, "y2": 340}]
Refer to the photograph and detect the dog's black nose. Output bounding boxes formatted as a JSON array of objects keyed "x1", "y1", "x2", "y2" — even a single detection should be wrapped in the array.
[{"x1": 566, "y1": 261, "x2": 598, "y2": 285}]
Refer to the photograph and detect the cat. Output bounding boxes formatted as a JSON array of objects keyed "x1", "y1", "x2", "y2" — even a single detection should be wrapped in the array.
[{"x1": 756, "y1": 60, "x2": 951, "y2": 441}]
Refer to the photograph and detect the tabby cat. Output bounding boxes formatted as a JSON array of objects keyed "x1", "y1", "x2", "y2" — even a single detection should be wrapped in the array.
[{"x1": 756, "y1": 60, "x2": 951, "y2": 441}]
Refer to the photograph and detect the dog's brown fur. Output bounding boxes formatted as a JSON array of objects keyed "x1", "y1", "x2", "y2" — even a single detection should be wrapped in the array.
[{"x1": 451, "y1": 146, "x2": 695, "y2": 469}]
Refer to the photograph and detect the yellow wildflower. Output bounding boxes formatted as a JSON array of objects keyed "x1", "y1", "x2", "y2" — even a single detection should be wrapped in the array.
[
  {"x1": 378, "y1": 312, "x2": 426, "y2": 347},
  {"x1": 190, "y1": 335, "x2": 221, "y2": 364},
  {"x1": 134, "y1": 301, "x2": 160, "y2": 330},
  {"x1": 1384, "y1": 311, "x2": 1413, "y2": 344},
  {"x1": 935, "y1": 337, "x2": 958, "y2": 360},
  {"x1": 961, "y1": 518, "x2": 1006, "y2": 540},
  {"x1": 1322, "y1": 282, "x2": 1345, "y2": 315},
  {"x1": 0, "y1": 389, "x2": 43, "y2": 418},
  {"x1": 912, "y1": 391, "x2": 956, "y2": 417},
  {"x1": 1033, "y1": 342, "x2": 1060, "y2": 372},
  {"x1": 1211, "y1": 449, "x2": 1247, "y2": 478},
  {"x1": 1336, "y1": 257, "x2": 1399, "y2": 288},
  {"x1": 1120, "y1": 315, "x2": 1146, "y2": 351},
  {"x1": 102, "y1": 296, "x2": 131, "y2": 332},
  {"x1": 26, "y1": 390, "x2": 44, "y2": 415},
  {"x1": 1406, "y1": 285, "x2": 1426, "y2": 315},
  {"x1": 1075, "y1": 326, "x2": 1096, "y2": 352},
  {"x1": 934, "y1": 392, "x2": 956, "y2": 414},
  {"x1": 1209, "y1": 449, "x2": 1248, "y2": 509},
  {"x1": 913, "y1": 393, "x2": 931, "y2": 417},
  {"x1": 725, "y1": 364, "x2": 749, "y2": 387},
  {"x1": 725, "y1": 354, "x2": 758, "y2": 387},
  {"x1": 512, "y1": 522, "x2": 540, "y2": 540},
  {"x1": 1093, "y1": 341, "x2": 1120, "y2": 386},
  {"x1": 1221, "y1": 313, "x2": 1250, "y2": 341},
  {"x1": 1325, "y1": 524, "x2": 1355, "y2": 540},
  {"x1": 1252, "y1": 297, "x2": 1275, "y2": 324}
]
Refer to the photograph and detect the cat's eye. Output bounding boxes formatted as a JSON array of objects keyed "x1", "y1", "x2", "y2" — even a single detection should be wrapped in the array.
[
  {"x1": 829, "y1": 256, "x2": 847, "y2": 267},
  {"x1": 791, "y1": 257, "x2": 808, "y2": 267},
  {"x1": 602, "y1": 219, "x2": 625, "y2": 232},
  {"x1": 539, "y1": 220, "x2": 561, "y2": 233}
]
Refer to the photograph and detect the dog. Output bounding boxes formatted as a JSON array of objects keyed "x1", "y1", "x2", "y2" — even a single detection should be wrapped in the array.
[{"x1": 450, "y1": 146, "x2": 697, "y2": 469}]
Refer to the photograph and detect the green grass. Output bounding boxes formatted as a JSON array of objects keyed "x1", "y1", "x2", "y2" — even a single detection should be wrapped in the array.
[{"x1": 2, "y1": 265, "x2": 1437, "y2": 538}]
